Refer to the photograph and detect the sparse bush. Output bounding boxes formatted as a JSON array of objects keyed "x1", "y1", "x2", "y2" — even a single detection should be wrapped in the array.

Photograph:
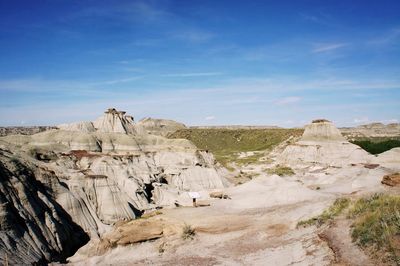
[
  {"x1": 266, "y1": 165, "x2": 295, "y2": 176},
  {"x1": 181, "y1": 224, "x2": 196, "y2": 240}
]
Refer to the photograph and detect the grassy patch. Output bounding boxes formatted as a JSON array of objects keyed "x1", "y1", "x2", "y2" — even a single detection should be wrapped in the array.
[
  {"x1": 297, "y1": 198, "x2": 350, "y2": 227},
  {"x1": 266, "y1": 165, "x2": 295, "y2": 176},
  {"x1": 168, "y1": 128, "x2": 303, "y2": 168},
  {"x1": 348, "y1": 194, "x2": 400, "y2": 263},
  {"x1": 351, "y1": 138, "x2": 400, "y2": 155},
  {"x1": 181, "y1": 224, "x2": 196, "y2": 240},
  {"x1": 298, "y1": 194, "x2": 400, "y2": 264},
  {"x1": 233, "y1": 152, "x2": 265, "y2": 166}
]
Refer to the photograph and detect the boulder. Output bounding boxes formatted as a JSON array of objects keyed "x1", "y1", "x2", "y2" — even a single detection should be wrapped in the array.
[
  {"x1": 96, "y1": 218, "x2": 165, "y2": 255},
  {"x1": 381, "y1": 173, "x2": 400, "y2": 187}
]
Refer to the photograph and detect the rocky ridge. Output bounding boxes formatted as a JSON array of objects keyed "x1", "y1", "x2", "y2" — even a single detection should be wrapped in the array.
[
  {"x1": 0, "y1": 108, "x2": 228, "y2": 264},
  {"x1": 340, "y1": 122, "x2": 400, "y2": 138}
]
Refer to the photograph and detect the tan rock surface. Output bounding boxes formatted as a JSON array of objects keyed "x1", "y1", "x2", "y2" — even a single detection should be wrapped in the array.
[{"x1": 381, "y1": 173, "x2": 400, "y2": 186}]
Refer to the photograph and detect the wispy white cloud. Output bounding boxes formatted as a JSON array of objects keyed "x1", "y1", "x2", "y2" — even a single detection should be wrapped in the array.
[
  {"x1": 275, "y1": 96, "x2": 302, "y2": 105},
  {"x1": 205, "y1": 116, "x2": 215, "y2": 121},
  {"x1": 353, "y1": 117, "x2": 370, "y2": 123},
  {"x1": 368, "y1": 27, "x2": 400, "y2": 45},
  {"x1": 96, "y1": 76, "x2": 143, "y2": 85},
  {"x1": 1, "y1": 75, "x2": 399, "y2": 126},
  {"x1": 299, "y1": 12, "x2": 338, "y2": 27},
  {"x1": 63, "y1": 1, "x2": 171, "y2": 24},
  {"x1": 0, "y1": 76, "x2": 143, "y2": 92},
  {"x1": 312, "y1": 43, "x2": 348, "y2": 53},
  {"x1": 161, "y1": 72, "x2": 222, "y2": 78},
  {"x1": 300, "y1": 13, "x2": 320, "y2": 23},
  {"x1": 172, "y1": 29, "x2": 214, "y2": 43},
  {"x1": 381, "y1": 118, "x2": 399, "y2": 124}
]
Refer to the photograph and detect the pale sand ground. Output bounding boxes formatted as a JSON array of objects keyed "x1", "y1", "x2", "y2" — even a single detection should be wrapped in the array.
[{"x1": 68, "y1": 161, "x2": 397, "y2": 266}]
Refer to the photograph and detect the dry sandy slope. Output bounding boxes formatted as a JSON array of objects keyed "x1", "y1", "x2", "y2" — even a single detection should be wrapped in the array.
[
  {"x1": 68, "y1": 173, "x2": 342, "y2": 265},
  {"x1": 70, "y1": 163, "x2": 395, "y2": 265}
]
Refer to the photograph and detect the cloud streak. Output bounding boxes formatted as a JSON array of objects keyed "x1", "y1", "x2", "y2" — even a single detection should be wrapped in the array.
[
  {"x1": 312, "y1": 43, "x2": 347, "y2": 53},
  {"x1": 161, "y1": 72, "x2": 223, "y2": 78},
  {"x1": 275, "y1": 96, "x2": 302, "y2": 105}
]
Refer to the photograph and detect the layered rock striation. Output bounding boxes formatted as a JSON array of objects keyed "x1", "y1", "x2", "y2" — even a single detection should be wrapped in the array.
[
  {"x1": 0, "y1": 108, "x2": 228, "y2": 264},
  {"x1": 0, "y1": 146, "x2": 89, "y2": 264},
  {"x1": 279, "y1": 120, "x2": 371, "y2": 167}
]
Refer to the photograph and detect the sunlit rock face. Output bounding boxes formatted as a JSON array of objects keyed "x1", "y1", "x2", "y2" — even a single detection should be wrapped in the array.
[
  {"x1": 57, "y1": 121, "x2": 96, "y2": 133},
  {"x1": 279, "y1": 119, "x2": 372, "y2": 167},
  {"x1": 0, "y1": 147, "x2": 89, "y2": 265},
  {"x1": 135, "y1": 117, "x2": 186, "y2": 136},
  {"x1": 301, "y1": 119, "x2": 345, "y2": 142},
  {"x1": 0, "y1": 108, "x2": 228, "y2": 264},
  {"x1": 93, "y1": 108, "x2": 137, "y2": 134}
]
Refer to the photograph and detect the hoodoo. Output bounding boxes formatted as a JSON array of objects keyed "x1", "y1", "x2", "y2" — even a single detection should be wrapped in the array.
[
  {"x1": 93, "y1": 108, "x2": 136, "y2": 134},
  {"x1": 279, "y1": 119, "x2": 371, "y2": 167},
  {"x1": 301, "y1": 119, "x2": 345, "y2": 141}
]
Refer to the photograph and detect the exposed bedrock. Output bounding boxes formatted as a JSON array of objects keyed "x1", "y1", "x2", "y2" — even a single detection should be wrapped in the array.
[
  {"x1": 0, "y1": 148, "x2": 89, "y2": 265},
  {"x1": 0, "y1": 109, "x2": 228, "y2": 264}
]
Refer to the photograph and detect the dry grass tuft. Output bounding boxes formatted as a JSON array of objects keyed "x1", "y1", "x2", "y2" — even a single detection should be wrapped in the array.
[
  {"x1": 348, "y1": 194, "x2": 400, "y2": 264},
  {"x1": 266, "y1": 165, "x2": 295, "y2": 176},
  {"x1": 182, "y1": 224, "x2": 196, "y2": 240}
]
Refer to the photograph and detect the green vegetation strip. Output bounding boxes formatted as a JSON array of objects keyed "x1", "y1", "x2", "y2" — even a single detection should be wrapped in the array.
[
  {"x1": 351, "y1": 138, "x2": 400, "y2": 155},
  {"x1": 168, "y1": 128, "x2": 303, "y2": 167}
]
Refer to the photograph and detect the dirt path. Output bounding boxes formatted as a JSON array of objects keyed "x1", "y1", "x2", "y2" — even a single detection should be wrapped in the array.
[{"x1": 319, "y1": 218, "x2": 374, "y2": 266}]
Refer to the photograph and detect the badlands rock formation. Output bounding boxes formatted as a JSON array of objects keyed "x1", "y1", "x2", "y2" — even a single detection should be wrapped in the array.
[
  {"x1": 0, "y1": 126, "x2": 56, "y2": 136},
  {"x1": 0, "y1": 144, "x2": 89, "y2": 265},
  {"x1": 135, "y1": 117, "x2": 186, "y2": 136},
  {"x1": 341, "y1": 122, "x2": 400, "y2": 138},
  {"x1": 279, "y1": 120, "x2": 372, "y2": 167},
  {"x1": 68, "y1": 118, "x2": 399, "y2": 266},
  {"x1": 277, "y1": 119, "x2": 399, "y2": 194},
  {"x1": 0, "y1": 108, "x2": 227, "y2": 264}
]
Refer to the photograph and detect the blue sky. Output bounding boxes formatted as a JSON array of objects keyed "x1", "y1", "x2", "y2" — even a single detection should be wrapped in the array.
[{"x1": 0, "y1": 0, "x2": 399, "y2": 127}]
